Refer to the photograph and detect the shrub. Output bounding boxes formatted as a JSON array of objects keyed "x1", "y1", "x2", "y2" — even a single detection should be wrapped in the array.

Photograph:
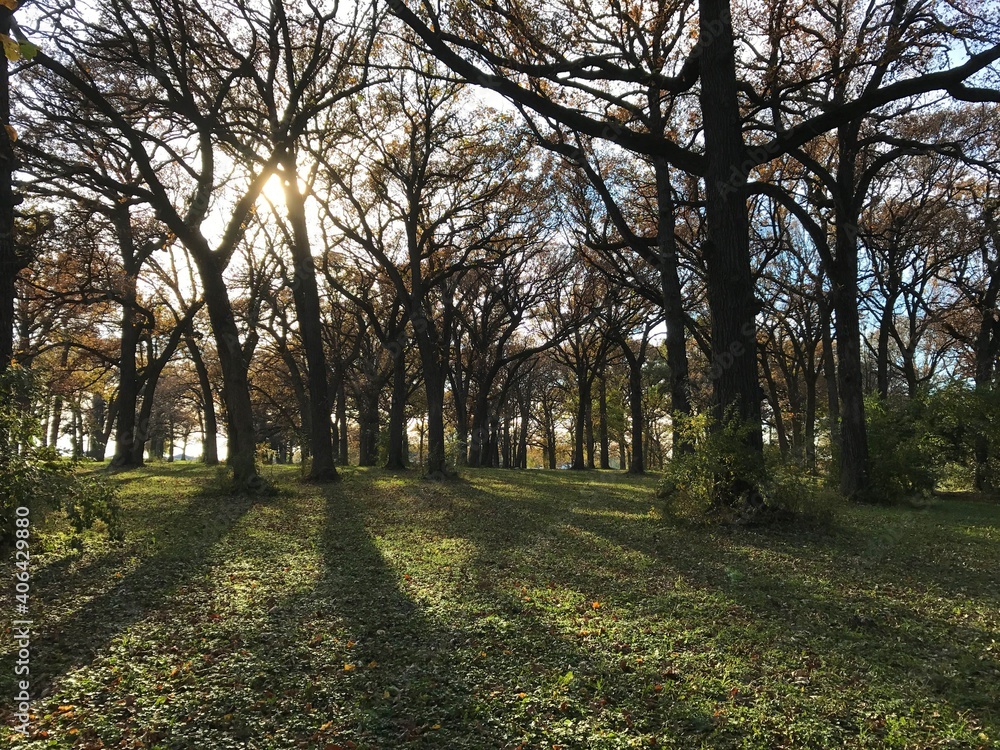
[
  {"x1": 865, "y1": 394, "x2": 945, "y2": 503},
  {"x1": 865, "y1": 385, "x2": 1000, "y2": 499},
  {"x1": 0, "y1": 366, "x2": 122, "y2": 552},
  {"x1": 658, "y1": 411, "x2": 835, "y2": 524}
]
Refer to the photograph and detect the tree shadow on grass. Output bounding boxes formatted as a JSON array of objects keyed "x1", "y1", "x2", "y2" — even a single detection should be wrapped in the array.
[
  {"x1": 382, "y1": 471, "x2": 998, "y2": 744},
  {"x1": 0, "y1": 487, "x2": 256, "y2": 703},
  {"x1": 313, "y1": 481, "x2": 507, "y2": 747},
  {"x1": 143, "y1": 478, "x2": 520, "y2": 749},
  {"x1": 567, "y1": 502, "x2": 1000, "y2": 737},
  {"x1": 340, "y1": 472, "x2": 719, "y2": 746}
]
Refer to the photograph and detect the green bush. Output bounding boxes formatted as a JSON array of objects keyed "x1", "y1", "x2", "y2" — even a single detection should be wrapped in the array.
[
  {"x1": 927, "y1": 384, "x2": 1000, "y2": 492},
  {"x1": 864, "y1": 384, "x2": 1000, "y2": 501},
  {"x1": 658, "y1": 411, "x2": 836, "y2": 524},
  {"x1": 1, "y1": 366, "x2": 122, "y2": 552},
  {"x1": 865, "y1": 394, "x2": 945, "y2": 502},
  {"x1": 658, "y1": 412, "x2": 761, "y2": 518}
]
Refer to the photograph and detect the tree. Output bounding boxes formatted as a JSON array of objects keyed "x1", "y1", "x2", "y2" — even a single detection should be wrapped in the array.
[
  {"x1": 23, "y1": 0, "x2": 371, "y2": 487},
  {"x1": 318, "y1": 49, "x2": 540, "y2": 476},
  {"x1": 391, "y1": 0, "x2": 1000, "y2": 501}
]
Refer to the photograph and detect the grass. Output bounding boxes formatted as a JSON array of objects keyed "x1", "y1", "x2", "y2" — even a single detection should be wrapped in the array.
[{"x1": 2, "y1": 463, "x2": 998, "y2": 749}]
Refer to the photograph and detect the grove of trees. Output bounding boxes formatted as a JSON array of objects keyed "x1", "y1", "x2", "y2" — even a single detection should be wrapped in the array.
[{"x1": 2, "y1": 0, "x2": 998, "y2": 507}]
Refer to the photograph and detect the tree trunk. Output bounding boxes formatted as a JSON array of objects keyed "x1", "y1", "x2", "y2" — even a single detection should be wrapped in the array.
[
  {"x1": 357, "y1": 390, "x2": 380, "y2": 467},
  {"x1": 516, "y1": 398, "x2": 529, "y2": 468},
  {"x1": 832, "y1": 130, "x2": 870, "y2": 499},
  {"x1": 572, "y1": 373, "x2": 589, "y2": 470},
  {"x1": 90, "y1": 395, "x2": 114, "y2": 461},
  {"x1": 40, "y1": 396, "x2": 50, "y2": 447},
  {"x1": 0, "y1": 7, "x2": 17, "y2": 373},
  {"x1": 423, "y1": 363, "x2": 448, "y2": 476},
  {"x1": 627, "y1": 365, "x2": 645, "y2": 474},
  {"x1": 111, "y1": 276, "x2": 143, "y2": 467},
  {"x1": 761, "y1": 351, "x2": 789, "y2": 458},
  {"x1": 699, "y1": 0, "x2": 763, "y2": 461},
  {"x1": 973, "y1": 325, "x2": 997, "y2": 491},
  {"x1": 821, "y1": 298, "x2": 841, "y2": 465},
  {"x1": 787, "y1": 372, "x2": 803, "y2": 460},
  {"x1": 489, "y1": 414, "x2": 501, "y2": 467},
  {"x1": 598, "y1": 377, "x2": 610, "y2": 469},
  {"x1": 653, "y1": 159, "x2": 693, "y2": 453},
  {"x1": 585, "y1": 394, "x2": 595, "y2": 469},
  {"x1": 282, "y1": 156, "x2": 337, "y2": 481},
  {"x1": 186, "y1": 333, "x2": 219, "y2": 465},
  {"x1": 71, "y1": 404, "x2": 84, "y2": 459},
  {"x1": 501, "y1": 413, "x2": 512, "y2": 469},
  {"x1": 336, "y1": 376, "x2": 349, "y2": 465},
  {"x1": 452, "y1": 349, "x2": 469, "y2": 467},
  {"x1": 470, "y1": 392, "x2": 490, "y2": 468},
  {"x1": 198, "y1": 255, "x2": 259, "y2": 490},
  {"x1": 50, "y1": 394, "x2": 63, "y2": 450},
  {"x1": 876, "y1": 300, "x2": 893, "y2": 399},
  {"x1": 386, "y1": 353, "x2": 408, "y2": 469},
  {"x1": 804, "y1": 372, "x2": 818, "y2": 469}
]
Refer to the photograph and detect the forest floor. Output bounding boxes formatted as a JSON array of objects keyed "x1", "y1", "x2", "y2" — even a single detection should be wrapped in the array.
[{"x1": 2, "y1": 464, "x2": 998, "y2": 749}]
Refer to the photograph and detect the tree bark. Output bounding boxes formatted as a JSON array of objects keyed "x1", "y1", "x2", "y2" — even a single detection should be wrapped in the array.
[
  {"x1": 0, "y1": 7, "x2": 17, "y2": 373},
  {"x1": 422, "y1": 361, "x2": 448, "y2": 476},
  {"x1": 198, "y1": 255, "x2": 259, "y2": 489},
  {"x1": 821, "y1": 297, "x2": 841, "y2": 464},
  {"x1": 831, "y1": 128, "x2": 870, "y2": 499},
  {"x1": 653, "y1": 159, "x2": 693, "y2": 452},
  {"x1": 598, "y1": 376, "x2": 610, "y2": 469},
  {"x1": 336, "y1": 376, "x2": 349, "y2": 465},
  {"x1": 470, "y1": 391, "x2": 490, "y2": 468},
  {"x1": 516, "y1": 397, "x2": 529, "y2": 469},
  {"x1": 572, "y1": 372, "x2": 590, "y2": 470},
  {"x1": 876, "y1": 300, "x2": 893, "y2": 399},
  {"x1": 186, "y1": 332, "x2": 219, "y2": 465},
  {"x1": 112, "y1": 271, "x2": 144, "y2": 467},
  {"x1": 627, "y1": 364, "x2": 645, "y2": 474},
  {"x1": 761, "y1": 349, "x2": 790, "y2": 458},
  {"x1": 49, "y1": 394, "x2": 63, "y2": 450},
  {"x1": 585, "y1": 394, "x2": 596, "y2": 469},
  {"x1": 356, "y1": 388, "x2": 380, "y2": 467},
  {"x1": 699, "y1": 0, "x2": 763, "y2": 459},
  {"x1": 281, "y1": 154, "x2": 337, "y2": 481},
  {"x1": 386, "y1": 352, "x2": 408, "y2": 469}
]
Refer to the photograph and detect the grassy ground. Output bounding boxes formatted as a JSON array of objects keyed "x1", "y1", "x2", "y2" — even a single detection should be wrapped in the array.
[{"x1": 2, "y1": 464, "x2": 998, "y2": 749}]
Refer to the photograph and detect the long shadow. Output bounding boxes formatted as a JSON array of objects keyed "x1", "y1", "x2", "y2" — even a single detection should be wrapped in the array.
[
  {"x1": 157, "y1": 477, "x2": 515, "y2": 747},
  {"x1": 398, "y1": 471, "x2": 999, "y2": 742},
  {"x1": 344, "y1": 471, "x2": 720, "y2": 745},
  {"x1": 0, "y1": 484, "x2": 255, "y2": 701},
  {"x1": 569, "y1": 500, "x2": 1000, "y2": 734},
  {"x1": 313, "y1": 478, "x2": 506, "y2": 747},
  {"x1": 707, "y1": 501, "x2": 1000, "y2": 606}
]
